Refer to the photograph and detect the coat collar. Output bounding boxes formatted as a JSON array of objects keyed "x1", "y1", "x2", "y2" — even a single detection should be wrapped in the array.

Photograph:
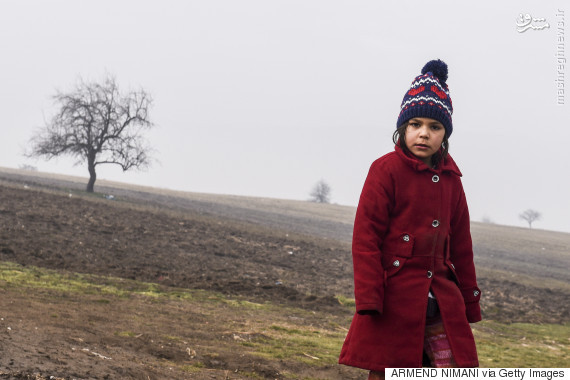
[{"x1": 394, "y1": 144, "x2": 462, "y2": 176}]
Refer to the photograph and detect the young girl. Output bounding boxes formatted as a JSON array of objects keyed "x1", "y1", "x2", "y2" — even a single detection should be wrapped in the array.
[{"x1": 338, "y1": 59, "x2": 482, "y2": 377}]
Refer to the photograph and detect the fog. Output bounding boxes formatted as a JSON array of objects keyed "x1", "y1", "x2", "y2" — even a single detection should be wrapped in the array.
[{"x1": 0, "y1": 1, "x2": 568, "y2": 232}]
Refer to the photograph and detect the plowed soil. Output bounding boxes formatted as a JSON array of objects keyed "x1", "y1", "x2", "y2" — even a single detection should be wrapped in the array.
[{"x1": 0, "y1": 170, "x2": 569, "y2": 379}]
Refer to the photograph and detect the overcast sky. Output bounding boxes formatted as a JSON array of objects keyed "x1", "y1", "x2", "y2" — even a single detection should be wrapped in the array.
[{"x1": 1, "y1": 1, "x2": 568, "y2": 232}]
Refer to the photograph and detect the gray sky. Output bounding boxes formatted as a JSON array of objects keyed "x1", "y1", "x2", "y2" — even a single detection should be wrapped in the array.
[{"x1": 1, "y1": 1, "x2": 569, "y2": 232}]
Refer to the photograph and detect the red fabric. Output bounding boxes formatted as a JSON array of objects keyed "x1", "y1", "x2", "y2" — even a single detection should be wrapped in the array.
[{"x1": 338, "y1": 145, "x2": 481, "y2": 371}]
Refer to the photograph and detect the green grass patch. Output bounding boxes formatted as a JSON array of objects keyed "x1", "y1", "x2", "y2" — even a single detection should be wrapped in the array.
[
  {"x1": 236, "y1": 371, "x2": 265, "y2": 379},
  {"x1": 243, "y1": 323, "x2": 346, "y2": 366},
  {"x1": 0, "y1": 261, "x2": 144, "y2": 297},
  {"x1": 0, "y1": 261, "x2": 200, "y2": 301},
  {"x1": 170, "y1": 362, "x2": 204, "y2": 373},
  {"x1": 2, "y1": 260, "x2": 568, "y2": 370},
  {"x1": 222, "y1": 299, "x2": 268, "y2": 310},
  {"x1": 474, "y1": 320, "x2": 570, "y2": 367},
  {"x1": 335, "y1": 294, "x2": 355, "y2": 307},
  {"x1": 248, "y1": 320, "x2": 570, "y2": 368},
  {"x1": 0, "y1": 261, "x2": 321, "y2": 318}
]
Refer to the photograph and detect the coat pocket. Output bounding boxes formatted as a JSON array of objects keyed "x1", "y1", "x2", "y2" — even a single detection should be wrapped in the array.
[
  {"x1": 445, "y1": 260, "x2": 461, "y2": 285},
  {"x1": 382, "y1": 232, "x2": 415, "y2": 258},
  {"x1": 443, "y1": 235, "x2": 461, "y2": 285},
  {"x1": 381, "y1": 254, "x2": 407, "y2": 279}
]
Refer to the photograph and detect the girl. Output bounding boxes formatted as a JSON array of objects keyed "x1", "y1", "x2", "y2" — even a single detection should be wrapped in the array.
[{"x1": 338, "y1": 59, "x2": 481, "y2": 377}]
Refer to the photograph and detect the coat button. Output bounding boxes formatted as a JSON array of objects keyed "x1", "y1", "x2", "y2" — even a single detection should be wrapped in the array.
[
  {"x1": 403, "y1": 234, "x2": 410, "y2": 242},
  {"x1": 473, "y1": 290, "x2": 480, "y2": 297},
  {"x1": 427, "y1": 270, "x2": 433, "y2": 278},
  {"x1": 451, "y1": 263, "x2": 455, "y2": 269},
  {"x1": 393, "y1": 260, "x2": 400, "y2": 267},
  {"x1": 432, "y1": 220, "x2": 440, "y2": 227},
  {"x1": 432, "y1": 175, "x2": 440, "y2": 183}
]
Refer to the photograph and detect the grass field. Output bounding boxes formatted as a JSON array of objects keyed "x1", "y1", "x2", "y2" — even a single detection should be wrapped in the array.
[{"x1": 1, "y1": 261, "x2": 568, "y2": 376}]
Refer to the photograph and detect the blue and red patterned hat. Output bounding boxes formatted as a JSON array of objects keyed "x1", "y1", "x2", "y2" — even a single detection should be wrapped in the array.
[{"x1": 396, "y1": 59, "x2": 453, "y2": 137}]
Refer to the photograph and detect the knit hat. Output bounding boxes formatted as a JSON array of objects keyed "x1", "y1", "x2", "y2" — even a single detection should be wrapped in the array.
[{"x1": 396, "y1": 59, "x2": 453, "y2": 137}]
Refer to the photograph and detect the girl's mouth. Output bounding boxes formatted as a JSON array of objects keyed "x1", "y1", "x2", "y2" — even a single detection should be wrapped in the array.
[{"x1": 415, "y1": 144, "x2": 429, "y2": 149}]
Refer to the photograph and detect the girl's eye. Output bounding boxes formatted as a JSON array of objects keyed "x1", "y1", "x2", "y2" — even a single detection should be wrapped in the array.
[
  {"x1": 431, "y1": 125, "x2": 442, "y2": 130},
  {"x1": 409, "y1": 122, "x2": 420, "y2": 127}
]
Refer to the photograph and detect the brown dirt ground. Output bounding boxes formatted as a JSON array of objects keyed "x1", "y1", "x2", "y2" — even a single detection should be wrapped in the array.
[
  {"x1": 0, "y1": 180, "x2": 361, "y2": 379},
  {"x1": 0, "y1": 283, "x2": 360, "y2": 380},
  {"x1": 0, "y1": 170, "x2": 569, "y2": 379},
  {"x1": 0, "y1": 182, "x2": 354, "y2": 310}
]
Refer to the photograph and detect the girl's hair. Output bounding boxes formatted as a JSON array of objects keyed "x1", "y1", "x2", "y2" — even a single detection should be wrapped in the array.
[{"x1": 392, "y1": 121, "x2": 449, "y2": 168}]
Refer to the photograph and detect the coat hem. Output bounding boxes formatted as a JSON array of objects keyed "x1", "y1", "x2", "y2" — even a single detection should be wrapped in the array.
[{"x1": 339, "y1": 358, "x2": 480, "y2": 371}]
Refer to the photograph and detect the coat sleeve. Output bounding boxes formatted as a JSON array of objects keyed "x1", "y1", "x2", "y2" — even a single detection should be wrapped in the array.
[
  {"x1": 449, "y1": 182, "x2": 482, "y2": 323},
  {"x1": 352, "y1": 160, "x2": 393, "y2": 315}
]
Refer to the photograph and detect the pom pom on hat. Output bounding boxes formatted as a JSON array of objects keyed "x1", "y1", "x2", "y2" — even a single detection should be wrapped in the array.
[
  {"x1": 396, "y1": 59, "x2": 454, "y2": 137},
  {"x1": 421, "y1": 59, "x2": 448, "y2": 85}
]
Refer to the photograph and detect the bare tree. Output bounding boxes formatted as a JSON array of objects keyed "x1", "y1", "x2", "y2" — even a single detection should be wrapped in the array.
[
  {"x1": 519, "y1": 209, "x2": 541, "y2": 229},
  {"x1": 309, "y1": 179, "x2": 331, "y2": 203},
  {"x1": 19, "y1": 164, "x2": 38, "y2": 171},
  {"x1": 27, "y1": 76, "x2": 154, "y2": 193}
]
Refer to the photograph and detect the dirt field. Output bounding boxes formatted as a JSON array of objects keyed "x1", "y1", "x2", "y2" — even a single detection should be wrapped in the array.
[
  {"x1": 0, "y1": 168, "x2": 569, "y2": 379},
  {"x1": 0, "y1": 265, "x2": 362, "y2": 380},
  {"x1": 0, "y1": 181, "x2": 354, "y2": 310}
]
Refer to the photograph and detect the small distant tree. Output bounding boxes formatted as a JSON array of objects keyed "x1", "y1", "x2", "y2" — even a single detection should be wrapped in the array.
[
  {"x1": 519, "y1": 209, "x2": 541, "y2": 229},
  {"x1": 27, "y1": 75, "x2": 154, "y2": 193},
  {"x1": 309, "y1": 179, "x2": 331, "y2": 203},
  {"x1": 481, "y1": 215, "x2": 494, "y2": 224},
  {"x1": 19, "y1": 164, "x2": 38, "y2": 171}
]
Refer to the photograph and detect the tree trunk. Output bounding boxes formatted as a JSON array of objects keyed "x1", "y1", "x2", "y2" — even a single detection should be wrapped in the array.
[{"x1": 86, "y1": 154, "x2": 97, "y2": 193}]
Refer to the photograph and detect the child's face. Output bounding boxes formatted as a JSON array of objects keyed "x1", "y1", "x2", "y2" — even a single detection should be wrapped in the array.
[{"x1": 404, "y1": 117, "x2": 446, "y2": 167}]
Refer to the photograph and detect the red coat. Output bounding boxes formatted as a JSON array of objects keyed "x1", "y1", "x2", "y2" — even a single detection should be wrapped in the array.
[{"x1": 339, "y1": 145, "x2": 481, "y2": 371}]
